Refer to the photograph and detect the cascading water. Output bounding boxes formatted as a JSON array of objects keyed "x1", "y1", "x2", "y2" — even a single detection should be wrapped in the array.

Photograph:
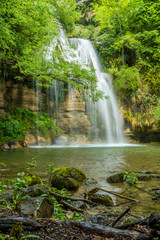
[
  {"x1": 69, "y1": 38, "x2": 124, "y2": 144},
  {"x1": 43, "y1": 28, "x2": 124, "y2": 144}
]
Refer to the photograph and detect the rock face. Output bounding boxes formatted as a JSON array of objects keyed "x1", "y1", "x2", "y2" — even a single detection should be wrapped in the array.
[
  {"x1": 17, "y1": 197, "x2": 54, "y2": 218},
  {"x1": 0, "y1": 81, "x2": 37, "y2": 116},
  {"x1": 50, "y1": 167, "x2": 86, "y2": 190},
  {"x1": 57, "y1": 89, "x2": 90, "y2": 138}
]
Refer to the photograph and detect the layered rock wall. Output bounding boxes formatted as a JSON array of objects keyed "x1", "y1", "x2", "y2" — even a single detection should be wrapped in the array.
[{"x1": 0, "y1": 81, "x2": 37, "y2": 116}]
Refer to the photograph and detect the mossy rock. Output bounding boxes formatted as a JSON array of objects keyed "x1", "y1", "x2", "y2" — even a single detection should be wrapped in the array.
[
  {"x1": 88, "y1": 192, "x2": 113, "y2": 206},
  {"x1": 107, "y1": 173, "x2": 124, "y2": 183},
  {"x1": 24, "y1": 174, "x2": 43, "y2": 186},
  {"x1": 21, "y1": 184, "x2": 48, "y2": 197},
  {"x1": 51, "y1": 173, "x2": 79, "y2": 190},
  {"x1": 54, "y1": 167, "x2": 86, "y2": 182}
]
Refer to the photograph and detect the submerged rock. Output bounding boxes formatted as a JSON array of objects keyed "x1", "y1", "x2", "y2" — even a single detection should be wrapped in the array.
[
  {"x1": 107, "y1": 173, "x2": 124, "y2": 183},
  {"x1": 50, "y1": 167, "x2": 86, "y2": 190},
  {"x1": 17, "y1": 197, "x2": 54, "y2": 218}
]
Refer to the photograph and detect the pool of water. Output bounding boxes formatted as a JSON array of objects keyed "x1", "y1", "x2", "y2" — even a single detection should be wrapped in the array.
[{"x1": 0, "y1": 143, "x2": 160, "y2": 215}]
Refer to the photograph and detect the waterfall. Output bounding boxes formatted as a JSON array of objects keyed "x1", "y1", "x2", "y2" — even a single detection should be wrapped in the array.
[
  {"x1": 69, "y1": 38, "x2": 124, "y2": 144},
  {"x1": 44, "y1": 28, "x2": 124, "y2": 144}
]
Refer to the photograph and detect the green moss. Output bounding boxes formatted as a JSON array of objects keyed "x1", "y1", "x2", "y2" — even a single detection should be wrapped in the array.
[
  {"x1": 54, "y1": 167, "x2": 86, "y2": 182},
  {"x1": 24, "y1": 174, "x2": 43, "y2": 186}
]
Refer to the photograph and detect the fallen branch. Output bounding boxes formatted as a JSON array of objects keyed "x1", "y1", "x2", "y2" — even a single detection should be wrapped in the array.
[
  {"x1": 91, "y1": 187, "x2": 137, "y2": 202},
  {"x1": 65, "y1": 220, "x2": 144, "y2": 238},
  {"x1": 0, "y1": 217, "x2": 42, "y2": 231},
  {"x1": 110, "y1": 207, "x2": 130, "y2": 227},
  {"x1": 60, "y1": 200, "x2": 84, "y2": 213},
  {"x1": 49, "y1": 190, "x2": 96, "y2": 205}
]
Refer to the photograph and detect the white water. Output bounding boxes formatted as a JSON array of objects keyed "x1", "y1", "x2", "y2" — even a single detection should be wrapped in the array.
[
  {"x1": 44, "y1": 29, "x2": 125, "y2": 144},
  {"x1": 69, "y1": 38, "x2": 124, "y2": 143}
]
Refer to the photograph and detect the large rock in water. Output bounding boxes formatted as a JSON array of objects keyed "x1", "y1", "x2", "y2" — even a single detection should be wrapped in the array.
[
  {"x1": 17, "y1": 197, "x2": 54, "y2": 218},
  {"x1": 88, "y1": 192, "x2": 113, "y2": 206},
  {"x1": 50, "y1": 167, "x2": 86, "y2": 190}
]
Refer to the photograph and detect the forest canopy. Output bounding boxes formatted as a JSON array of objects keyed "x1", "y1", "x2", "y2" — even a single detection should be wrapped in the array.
[{"x1": 0, "y1": 0, "x2": 102, "y2": 101}]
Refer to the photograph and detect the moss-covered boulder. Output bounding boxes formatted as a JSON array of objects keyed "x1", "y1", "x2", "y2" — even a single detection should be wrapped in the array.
[
  {"x1": 51, "y1": 173, "x2": 79, "y2": 190},
  {"x1": 87, "y1": 187, "x2": 113, "y2": 206},
  {"x1": 54, "y1": 167, "x2": 86, "y2": 182},
  {"x1": 24, "y1": 174, "x2": 43, "y2": 186},
  {"x1": 50, "y1": 167, "x2": 86, "y2": 190},
  {"x1": 88, "y1": 192, "x2": 113, "y2": 206}
]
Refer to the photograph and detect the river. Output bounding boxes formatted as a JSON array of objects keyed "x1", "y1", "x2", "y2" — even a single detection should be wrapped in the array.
[{"x1": 0, "y1": 143, "x2": 160, "y2": 215}]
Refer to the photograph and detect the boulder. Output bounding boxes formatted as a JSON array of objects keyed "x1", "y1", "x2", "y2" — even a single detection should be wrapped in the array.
[
  {"x1": 88, "y1": 192, "x2": 113, "y2": 206},
  {"x1": 24, "y1": 174, "x2": 43, "y2": 186},
  {"x1": 50, "y1": 167, "x2": 86, "y2": 190},
  {"x1": 54, "y1": 167, "x2": 86, "y2": 182},
  {"x1": 107, "y1": 173, "x2": 124, "y2": 183},
  {"x1": 17, "y1": 197, "x2": 54, "y2": 218},
  {"x1": 21, "y1": 184, "x2": 48, "y2": 197},
  {"x1": 50, "y1": 173, "x2": 79, "y2": 190}
]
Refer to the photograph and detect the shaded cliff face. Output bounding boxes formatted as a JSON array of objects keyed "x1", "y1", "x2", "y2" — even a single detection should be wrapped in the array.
[
  {"x1": 57, "y1": 89, "x2": 90, "y2": 137},
  {"x1": 0, "y1": 81, "x2": 37, "y2": 116},
  {"x1": 0, "y1": 81, "x2": 90, "y2": 143}
]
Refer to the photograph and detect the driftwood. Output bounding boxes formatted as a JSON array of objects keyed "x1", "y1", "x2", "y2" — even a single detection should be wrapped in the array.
[
  {"x1": 49, "y1": 190, "x2": 96, "y2": 205},
  {"x1": 0, "y1": 217, "x2": 42, "y2": 231},
  {"x1": 60, "y1": 200, "x2": 84, "y2": 213},
  {"x1": 110, "y1": 207, "x2": 130, "y2": 227},
  {"x1": 65, "y1": 220, "x2": 144, "y2": 238},
  {"x1": 91, "y1": 187, "x2": 137, "y2": 202}
]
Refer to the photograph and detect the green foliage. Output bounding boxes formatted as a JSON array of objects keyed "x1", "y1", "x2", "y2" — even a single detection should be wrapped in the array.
[
  {"x1": 0, "y1": 116, "x2": 24, "y2": 144},
  {"x1": 124, "y1": 171, "x2": 138, "y2": 185},
  {"x1": 93, "y1": 0, "x2": 160, "y2": 100},
  {"x1": 0, "y1": 0, "x2": 102, "y2": 100},
  {"x1": 0, "y1": 107, "x2": 63, "y2": 145},
  {"x1": 47, "y1": 164, "x2": 55, "y2": 174},
  {"x1": 110, "y1": 66, "x2": 140, "y2": 96},
  {"x1": 152, "y1": 100, "x2": 160, "y2": 127}
]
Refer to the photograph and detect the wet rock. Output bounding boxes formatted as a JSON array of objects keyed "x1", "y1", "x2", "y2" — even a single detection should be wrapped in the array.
[
  {"x1": 52, "y1": 135, "x2": 70, "y2": 145},
  {"x1": 21, "y1": 184, "x2": 48, "y2": 197},
  {"x1": 85, "y1": 178, "x2": 98, "y2": 186},
  {"x1": 17, "y1": 197, "x2": 54, "y2": 218},
  {"x1": 50, "y1": 173, "x2": 79, "y2": 190},
  {"x1": 88, "y1": 192, "x2": 113, "y2": 206},
  {"x1": 107, "y1": 173, "x2": 124, "y2": 183}
]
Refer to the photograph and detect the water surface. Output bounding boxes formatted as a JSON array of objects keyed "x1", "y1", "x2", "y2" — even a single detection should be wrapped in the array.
[{"x1": 0, "y1": 143, "x2": 160, "y2": 215}]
